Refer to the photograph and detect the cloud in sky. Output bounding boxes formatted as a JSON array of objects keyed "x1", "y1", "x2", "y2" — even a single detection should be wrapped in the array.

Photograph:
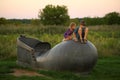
[{"x1": 0, "y1": 0, "x2": 120, "y2": 19}]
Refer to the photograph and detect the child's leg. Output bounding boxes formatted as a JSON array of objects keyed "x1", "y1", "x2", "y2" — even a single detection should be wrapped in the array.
[
  {"x1": 84, "y1": 28, "x2": 88, "y2": 40},
  {"x1": 78, "y1": 28, "x2": 84, "y2": 43},
  {"x1": 69, "y1": 36, "x2": 72, "y2": 40},
  {"x1": 63, "y1": 36, "x2": 72, "y2": 41},
  {"x1": 83, "y1": 28, "x2": 88, "y2": 43}
]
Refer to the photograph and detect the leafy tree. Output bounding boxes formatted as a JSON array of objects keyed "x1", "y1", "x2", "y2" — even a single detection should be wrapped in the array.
[
  {"x1": 0, "y1": 17, "x2": 7, "y2": 25},
  {"x1": 38, "y1": 5, "x2": 70, "y2": 25},
  {"x1": 104, "y1": 12, "x2": 120, "y2": 25},
  {"x1": 83, "y1": 17, "x2": 106, "y2": 26}
]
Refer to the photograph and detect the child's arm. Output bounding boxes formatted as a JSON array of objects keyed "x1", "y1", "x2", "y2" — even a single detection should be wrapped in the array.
[
  {"x1": 73, "y1": 32, "x2": 77, "y2": 41},
  {"x1": 84, "y1": 28, "x2": 88, "y2": 40},
  {"x1": 78, "y1": 28, "x2": 82, "y2": 40}
]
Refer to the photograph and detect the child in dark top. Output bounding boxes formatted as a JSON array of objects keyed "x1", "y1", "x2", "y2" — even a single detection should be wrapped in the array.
[
  {"x1": 73, "y1": 20, "x2": 88, "y2": 43},
  {"x1": 63, "y1": 22, "x2": 76, "y2": 41}
]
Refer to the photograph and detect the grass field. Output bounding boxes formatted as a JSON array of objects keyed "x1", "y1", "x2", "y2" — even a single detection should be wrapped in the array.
[
  {"x1": 0, "y1": 56, "x2": 120, "y2": 80},
  {"x1": 0, "y1": 24, "x2": 120, "y2": 80}
]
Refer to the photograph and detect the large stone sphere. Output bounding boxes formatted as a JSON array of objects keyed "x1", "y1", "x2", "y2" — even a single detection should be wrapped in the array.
[{"x1": 37, "y1": 40, "x2": 98, "y2": 73}]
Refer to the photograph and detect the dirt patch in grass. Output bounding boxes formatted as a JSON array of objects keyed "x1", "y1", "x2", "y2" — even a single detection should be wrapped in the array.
[{"x1": 10, "y1": 69, "x2": 45, "y2": 77}]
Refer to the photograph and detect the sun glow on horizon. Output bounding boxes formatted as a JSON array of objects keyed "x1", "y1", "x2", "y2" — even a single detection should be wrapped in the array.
[{"x1": 0, "y1": 0, "x2": 120, "y2": 19}]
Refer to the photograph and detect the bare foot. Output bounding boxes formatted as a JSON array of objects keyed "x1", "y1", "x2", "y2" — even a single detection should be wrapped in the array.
[
  {"x1": 80, "y1": 39, "x2": 84, "y2": 43},
  {"x1": 83, "y1": 39, "x2": 87, "y2": 44}
]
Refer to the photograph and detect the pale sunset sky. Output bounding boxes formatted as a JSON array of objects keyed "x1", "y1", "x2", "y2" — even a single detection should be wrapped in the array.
[{"x1": 0, "y1": 0, "x2": 120, "y2": 19}]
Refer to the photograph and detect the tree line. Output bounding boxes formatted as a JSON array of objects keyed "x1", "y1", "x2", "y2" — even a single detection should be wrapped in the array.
[
  {"x1": 70, "y1": 12, "x2": 120, "y2": 26},
  {"x1": 0, "y1": 5, "x2": 120, "y2": 26}
]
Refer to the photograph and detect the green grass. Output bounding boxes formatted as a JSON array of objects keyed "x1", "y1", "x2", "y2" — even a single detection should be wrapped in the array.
[
  {"x1": 0, "y1": 56, "x2": 120, "y2": 80},
  {"x1": 0, "y1": 24, "x2": 120, "y2": 79}
]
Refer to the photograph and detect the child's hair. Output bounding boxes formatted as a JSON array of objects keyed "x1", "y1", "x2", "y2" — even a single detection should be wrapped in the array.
[
  {"x1": 80, "y1": 20, "x2": 86, "y2": 26},
  {"x1": 69, "y1": 22, "x2": 76, "y2": 28}
]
